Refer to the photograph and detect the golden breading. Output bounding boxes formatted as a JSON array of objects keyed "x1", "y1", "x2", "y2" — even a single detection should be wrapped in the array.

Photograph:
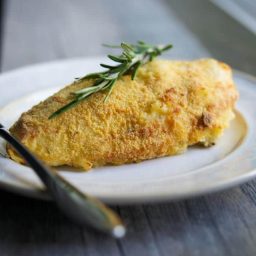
[{"x1": 7, "y1": 59, "x2": 238, "y2": 170}]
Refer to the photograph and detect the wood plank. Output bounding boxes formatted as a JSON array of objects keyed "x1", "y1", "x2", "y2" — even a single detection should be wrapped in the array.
[
  {"x1": 211, "y1": 0, "x2": 256, "y2": 34},
  {"x1": 117, "y1": 205, "x2": 161, "y2": 256},
  {"x1": 203, "y1": 187, "x2": 256, "y2": 256},
  {"x1": 142, "y1": 200, "x2": 228, "y2": 256},
  {"x1": 1, "y1": 0, "x2": 210, "y2": 72},
  {"x1": 101, "y1": 0, "x2": 210, "y2": 59},
  {"x1": 0, "y1": 190, "x2": 122, "y2": 256},
  {"x1": 167, "y1": 0, "x2": 256, "y2": 75},
  {"x1": 1, "y1": 0, "x2": 121, "y2": 71},
  {"x1": 0, "y1": 0, "x2": 4, "y2": 72}
]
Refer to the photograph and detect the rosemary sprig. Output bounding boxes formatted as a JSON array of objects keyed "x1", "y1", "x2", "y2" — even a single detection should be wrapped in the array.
[{"x1": 49, "y1": 41, "x2": 172, "y2": 119}]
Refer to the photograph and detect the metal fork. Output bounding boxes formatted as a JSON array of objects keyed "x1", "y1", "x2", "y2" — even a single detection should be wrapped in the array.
[{"x1": 0, "y1": 123, "x2": 126, "y2": 238}]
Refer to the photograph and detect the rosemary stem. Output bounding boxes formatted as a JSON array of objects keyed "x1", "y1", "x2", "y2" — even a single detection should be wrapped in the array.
[{"x1": 49, "y1": 41, "x2": 173, "y2": 118}]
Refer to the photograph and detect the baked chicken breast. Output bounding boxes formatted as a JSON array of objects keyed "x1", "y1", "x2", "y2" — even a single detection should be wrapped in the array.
[{"x1": 7, "y1": 59, "x2": 238, "y2": 170}]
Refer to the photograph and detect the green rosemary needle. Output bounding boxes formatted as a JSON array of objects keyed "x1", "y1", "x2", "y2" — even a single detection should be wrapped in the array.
[{"x1": 49, "y1": 41, "x2": 172, "y2": 119}]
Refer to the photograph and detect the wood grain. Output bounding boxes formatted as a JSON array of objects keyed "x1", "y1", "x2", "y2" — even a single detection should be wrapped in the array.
[
  {"x1": 1, "y1": 0, "x2": 256, "y2": 255},
  {"x1": 167, "y1": 0, "x2": 256, "y2": 75}
]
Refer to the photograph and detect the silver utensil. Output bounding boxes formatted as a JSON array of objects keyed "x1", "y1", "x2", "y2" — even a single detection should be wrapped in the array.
[{"x1": 0, "y1": 123, "x2": 126, "y2": 238}]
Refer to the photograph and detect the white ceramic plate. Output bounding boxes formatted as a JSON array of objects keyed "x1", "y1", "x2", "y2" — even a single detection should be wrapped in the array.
[{"x1": 0, "y1": 57, "x2": 255, "y2": 204}]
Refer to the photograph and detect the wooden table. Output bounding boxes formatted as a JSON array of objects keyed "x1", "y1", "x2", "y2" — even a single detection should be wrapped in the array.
[{"x1": 1, "y1": 1, "x2": 256, "y2": 255}]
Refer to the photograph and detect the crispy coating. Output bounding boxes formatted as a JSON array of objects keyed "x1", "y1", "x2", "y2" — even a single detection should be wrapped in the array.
[{"x1": 7, "y1": 59, "x2": 238, "y2": 170}]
